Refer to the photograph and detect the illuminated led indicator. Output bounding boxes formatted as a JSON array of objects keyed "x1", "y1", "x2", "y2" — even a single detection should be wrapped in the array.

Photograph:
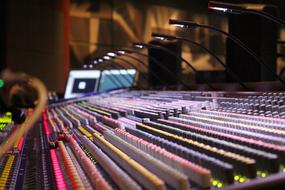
[
  {"x1": 239, "y1": 177, "x2": 246, "y2": 183},
  {"x1": 212, "y1": 180, "x2": 218, "y2": 186},
  {"x1": 0, "y1": 123, "x2": 6, "y2": 130},
  {"x1": 0, "y1": 79, "x2": 4, "y2": 88},
  {"x1": 261, "y1": 172, "x2": 267, "y2": 177},
  {"x1": 217, "y1": 183, "x2": 223, "y2": 188},
  {"x1": 234, "y1": 175, "x2": 240, "y2": 181},
  {"x1": 0, "y1": 112, "x2": 12, "y2": 123}
]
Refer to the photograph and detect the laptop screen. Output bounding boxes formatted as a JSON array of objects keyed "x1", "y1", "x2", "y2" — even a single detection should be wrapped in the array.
[
  {"x1": 98, "y1": 69, "x2": 136, "y2": 92},
  {"x1": 64, "y1": 70, "x2": 101, "y2": 99}
]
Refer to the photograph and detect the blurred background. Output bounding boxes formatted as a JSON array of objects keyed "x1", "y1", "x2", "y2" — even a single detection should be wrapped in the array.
[{"x1": 1, "y1": 0, "x2": 285, "y2": 93}]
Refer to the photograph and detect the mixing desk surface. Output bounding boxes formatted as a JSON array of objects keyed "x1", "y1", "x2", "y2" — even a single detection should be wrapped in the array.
[{"x1": 1, "y1": 90, "x2": 285, "y2": 190}]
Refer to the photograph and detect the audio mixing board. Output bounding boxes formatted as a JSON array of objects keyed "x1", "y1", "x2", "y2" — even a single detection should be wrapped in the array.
[{"x1": 1, "y1": 90, "x2": 285, "y2": 190}]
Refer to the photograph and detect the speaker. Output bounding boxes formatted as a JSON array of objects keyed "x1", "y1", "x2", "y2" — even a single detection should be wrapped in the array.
[
  {"x1": 226, "y1": 5, "x2": 278, "y2": 82},
  {"x1": 148, "y1": 40, "x2": 182, "y2": 86}
]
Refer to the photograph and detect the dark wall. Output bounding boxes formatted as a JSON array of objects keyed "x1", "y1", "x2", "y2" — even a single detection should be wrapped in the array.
[
  {"x1": 0, "y1": 0, "x2": 7, "y2": 71},
  {"x1": 5, "y1": 0, "x2": 69, "y2": 92}
]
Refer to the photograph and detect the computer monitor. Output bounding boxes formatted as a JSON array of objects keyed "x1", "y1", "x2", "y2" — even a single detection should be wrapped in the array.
[
  {"x1": 64, "y1": 70, "x2": 101, "y2": 99},
  {"x1": 98, "y1": 69, "x2": 136, "y2": 92}
]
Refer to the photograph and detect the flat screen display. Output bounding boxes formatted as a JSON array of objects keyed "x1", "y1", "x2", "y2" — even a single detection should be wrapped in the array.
[
  {"x1": 99, "y1": 69, "x2": 136, "y2": 92},
  {"x1": 64, "y1": 70, "x2": 100, "y2": 99}
]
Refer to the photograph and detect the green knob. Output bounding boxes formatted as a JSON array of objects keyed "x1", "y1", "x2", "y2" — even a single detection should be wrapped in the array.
[{"x1": 0, "y1": 79, "x2": 4, "y2": 88}]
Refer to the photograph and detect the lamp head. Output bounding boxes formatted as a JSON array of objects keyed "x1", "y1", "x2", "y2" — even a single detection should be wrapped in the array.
[
  {"x1": 208, "y1": 1, "x2": 248, "y2": 14},
  {"x1": 169, "y1": 19, "x2": 200, "y2": 29},
  {"x1": 133, "y1": 43, "x2": 146, "y2": 49},
  {"x1": 152, "y1": 36, "x2": 166, "y2": 41},
  {"x1": 117, "y1": 50, "x2": 126, "y2": 55},
  {"x1": 103, "y1": 56, "x2": 112, "y2": 60},
  {"x1": 208, "y1": 1, "x2": 267, "y2": 13},
  {"x1": 152, "y1": 33, "x2": 176, "y2": 41},
  {"x1": 107, "y1": 52, "x2": 117, "y2": 57}
]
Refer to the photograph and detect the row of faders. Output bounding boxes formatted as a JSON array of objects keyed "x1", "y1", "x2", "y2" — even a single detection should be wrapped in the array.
[
  {"x1": 43, "y1": 90, "x2": 285, "y2": 189},
  {"x1": 1, "y1": 90, "x2": 285, "y2": 190},
  {"x1": 214, "y1": 92, "x2": 285, "y2": 118},
  {"x1": 0, "y1": 111, "x2": 27, "y2": 190},
  {"x1": 46, "y1": 90, "x2": 285, "y2": 189}
]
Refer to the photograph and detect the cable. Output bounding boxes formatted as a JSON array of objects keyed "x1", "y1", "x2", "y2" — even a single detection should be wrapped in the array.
[{"x1": 0, "y1": 77, "x2": 47, "y2": 157}]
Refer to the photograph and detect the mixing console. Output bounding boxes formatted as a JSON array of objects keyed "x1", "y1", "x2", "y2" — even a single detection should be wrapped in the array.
[{"x1": 1, "y1": 90, "x2": 285, "y2": 190}]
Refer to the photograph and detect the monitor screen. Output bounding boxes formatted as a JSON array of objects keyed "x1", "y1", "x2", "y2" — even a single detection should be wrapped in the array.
[
  {"x1": 64, "y1": 70, "x2": 101, "y2": 99},
  {"x1": 98, "y1": 69, "x2": 136, "y2": 92}
]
